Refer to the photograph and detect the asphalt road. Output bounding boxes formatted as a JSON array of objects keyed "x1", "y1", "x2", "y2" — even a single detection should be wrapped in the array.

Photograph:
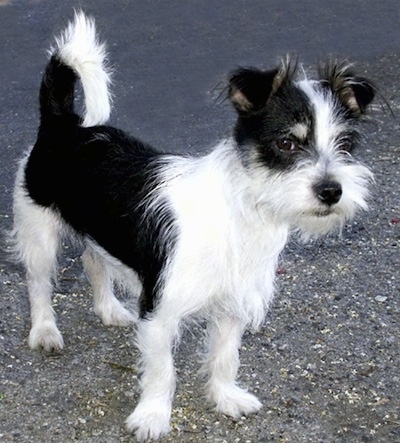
[{"x1": 1, "y1": 1, "x2": 399, "y2": 442}]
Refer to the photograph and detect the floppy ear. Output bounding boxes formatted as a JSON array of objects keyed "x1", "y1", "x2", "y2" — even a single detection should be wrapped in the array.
[
  {"x1": 320, "y1": 62, "x2": 375, "y2": 115},
  {"x1": 228, "y1": 61, "x2": 295, "y2": 114},
  {"x1": 349, "y1": 79, "x2": 376, "y2": 113}
]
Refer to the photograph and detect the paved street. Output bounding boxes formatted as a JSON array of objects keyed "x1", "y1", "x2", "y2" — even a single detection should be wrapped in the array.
[{"x1": 1, "y1": 1, "x2": 399, "y2": 442}]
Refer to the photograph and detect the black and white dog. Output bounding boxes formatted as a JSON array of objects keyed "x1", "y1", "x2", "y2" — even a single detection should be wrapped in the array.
[{"x1": 12, "y1": 12, "x2": 375, "y2": 441}]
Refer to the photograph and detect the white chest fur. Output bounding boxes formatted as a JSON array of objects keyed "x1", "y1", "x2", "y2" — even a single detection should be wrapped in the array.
[{"x1": 157, "y1": 141, "x2": 289, "y2": 328}]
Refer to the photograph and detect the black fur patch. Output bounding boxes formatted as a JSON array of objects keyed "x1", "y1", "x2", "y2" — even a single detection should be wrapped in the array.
[
  {"x1": 234, "y1": 82, "x2": 314, "y2": 171},
  {"x1": 25, "y1": 120, "x2": 177, "y2": 317}
]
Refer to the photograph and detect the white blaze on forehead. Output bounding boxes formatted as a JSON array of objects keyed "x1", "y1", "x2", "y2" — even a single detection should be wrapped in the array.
[{"x1": 297, "y1": 80, "x2": 347, "y2": 153}]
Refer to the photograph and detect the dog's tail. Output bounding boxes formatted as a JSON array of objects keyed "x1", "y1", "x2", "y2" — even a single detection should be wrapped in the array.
[{"x1": 40, "y1": 11, "x2": 112, "y2": 127}]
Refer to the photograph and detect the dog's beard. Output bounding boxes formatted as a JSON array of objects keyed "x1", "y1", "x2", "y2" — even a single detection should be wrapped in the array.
[{"x1": 249, "y1": 159, "x2": 373, "y2": 240}]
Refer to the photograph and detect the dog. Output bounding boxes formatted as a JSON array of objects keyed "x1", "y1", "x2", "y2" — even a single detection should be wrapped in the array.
[{"x1": 12, "y1": 11, "x2": 376, "y2": 441}]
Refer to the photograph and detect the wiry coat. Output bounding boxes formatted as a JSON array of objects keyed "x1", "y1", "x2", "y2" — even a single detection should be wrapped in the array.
[{"x1": 12, "y1": 12, "x2": 375, "y2": 442}]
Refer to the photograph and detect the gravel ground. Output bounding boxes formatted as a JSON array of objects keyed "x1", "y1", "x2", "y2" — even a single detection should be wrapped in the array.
[{"x1": 1, "y1": 2, "x2": 399, "y2": 442}]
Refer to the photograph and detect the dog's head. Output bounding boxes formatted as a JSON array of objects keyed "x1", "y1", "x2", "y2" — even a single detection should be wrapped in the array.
[{"x1": 228, "y1": 59, "x2": 375, "y2": 238}]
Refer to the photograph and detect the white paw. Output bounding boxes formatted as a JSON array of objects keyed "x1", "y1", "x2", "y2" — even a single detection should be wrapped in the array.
[
  {"x1": 28, "y1": 321, "x2": 64, "y2": 351},
  {"x1": 125, "y1": 399, "x2": 172, "y2": 441},
  {"x1": 95, "y1": 299, "x2": 136, "y2": 327},
  {"x1": 209, "y1": 383, "x2": 262, "y2": 418}
]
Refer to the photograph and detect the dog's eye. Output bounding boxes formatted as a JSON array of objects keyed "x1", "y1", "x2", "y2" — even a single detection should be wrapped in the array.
[
  {"x1": 275, "y1": 138, "x2": 299, "y2": 153},
  {"x1": 337, "y1": 139, "x2": 353, "y2": 152}
]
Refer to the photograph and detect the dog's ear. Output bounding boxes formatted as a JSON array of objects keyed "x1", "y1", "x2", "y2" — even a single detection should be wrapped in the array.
[
  {"x1": 320, "y1": 62, "x2": 375, "y2": 116},
  {"x1": 228, "y1": 61, "x2": 294, "y2": 114}
]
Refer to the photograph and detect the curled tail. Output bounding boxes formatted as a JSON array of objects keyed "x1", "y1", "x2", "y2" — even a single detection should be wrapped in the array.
[{"x1": 40, "y1": 11, "x2": 112, "y2": 127}]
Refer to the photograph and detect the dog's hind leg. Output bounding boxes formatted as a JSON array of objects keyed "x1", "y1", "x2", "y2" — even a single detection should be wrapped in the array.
[
  {"x1": 203, "y1": 317, "x2": 262, "y2": 418},
  {"x1": 13, "y1": 189, "x2": 64, "y2": 351},
  {"x1": 82, "y1": 246, "x2": 136, "y2": 327}
]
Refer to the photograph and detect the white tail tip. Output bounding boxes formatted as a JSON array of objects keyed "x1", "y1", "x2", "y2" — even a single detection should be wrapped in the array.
[{"x1": 53, "y1": 10, "x2": 112, "y2": 127}]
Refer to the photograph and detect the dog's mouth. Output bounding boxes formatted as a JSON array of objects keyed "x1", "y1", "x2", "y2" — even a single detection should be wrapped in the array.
[
  {"x1": 308, "y1": 207, "x2": 338, "y2": 217},
  {"x1": 313, "y1": 209, "x2": 333, "y2": 217}
]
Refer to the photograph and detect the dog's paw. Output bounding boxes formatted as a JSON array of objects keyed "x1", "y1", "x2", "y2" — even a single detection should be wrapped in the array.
[
  {"x1": 28, "y1": 321, "x2": 64, "y2": 352},
  {"x1": 95, "y1": 298, "x2": 136, "y2": 327},
  {"x1": 125, "y1": 399, "x2": 172, "y2": 441},
  {"x1": 210, "y1": 384, "x2": 262, "y2": 418}
]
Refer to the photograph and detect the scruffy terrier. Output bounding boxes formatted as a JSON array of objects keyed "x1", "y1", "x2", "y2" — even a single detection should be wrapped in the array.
[{"x1": 12, "y1": 12, "x2": 375, "y2": 441}]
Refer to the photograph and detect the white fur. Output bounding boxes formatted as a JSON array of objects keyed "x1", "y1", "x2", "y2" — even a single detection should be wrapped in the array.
[
  {"x1": 125, "y1": 317, "x2": 178, "y2": 441},
  {"x1": 124, "y1": 143, "x2": 288, "y2": 438},
  {"x1": 297, "y1": 79, "x2": 348, "y2": 148},
  {"x1": 12, "y1": 153, "x2": 137, "y2": 351},
  {"x1": 53, "y1": 10, "x2": 112, "y2": 127},
  {"x1": 82, "y1": 247, "x2": 136, "y2": 326},
  {"x1": 203, "y1": 317, "x2": 262, "y2": 417},
  {"x1": 13, "y1": 134, "x2": 372, "y2": 439},
  {"x1": 123, "y1": 91, "x2": 373, "y2": 438},
  {"x1": 12, "y1": 154, "x2": 64, "y2": 350},
  {"x1": 252, "y1": 155, "x2": 373, "y2": 241},
  {"x1": 13, "y1": 12, "x2": 374, "y2": 442},
  {"x1": 246, "y1": 80, "x2": 374, "y2": 240},
  {"x1": 157, "y1": 142, "x2": 289, "y2": 327}
]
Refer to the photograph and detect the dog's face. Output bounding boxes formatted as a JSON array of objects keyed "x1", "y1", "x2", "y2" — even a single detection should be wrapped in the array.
[{"x1": 228, "y1": 60, "x2": 375, "y2": 238}]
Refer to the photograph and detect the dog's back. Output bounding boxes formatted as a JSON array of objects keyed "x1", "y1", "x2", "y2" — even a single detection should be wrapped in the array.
[{"x1": 16, "y1": 12, "x2": 182, "y2": 324}]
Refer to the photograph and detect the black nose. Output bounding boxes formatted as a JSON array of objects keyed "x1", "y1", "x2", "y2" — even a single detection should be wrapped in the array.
[{"x1": 314, "y1": 181, "x2": 342, "y2": 205}]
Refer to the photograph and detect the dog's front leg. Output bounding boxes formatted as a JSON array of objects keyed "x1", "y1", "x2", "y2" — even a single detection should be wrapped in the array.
[
  {"x1": 203, "y1": 317, "x2": 262, "y2": 418},
  {"x1": 126, "y1": 316, "x2": 178, "y2": 441}
]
